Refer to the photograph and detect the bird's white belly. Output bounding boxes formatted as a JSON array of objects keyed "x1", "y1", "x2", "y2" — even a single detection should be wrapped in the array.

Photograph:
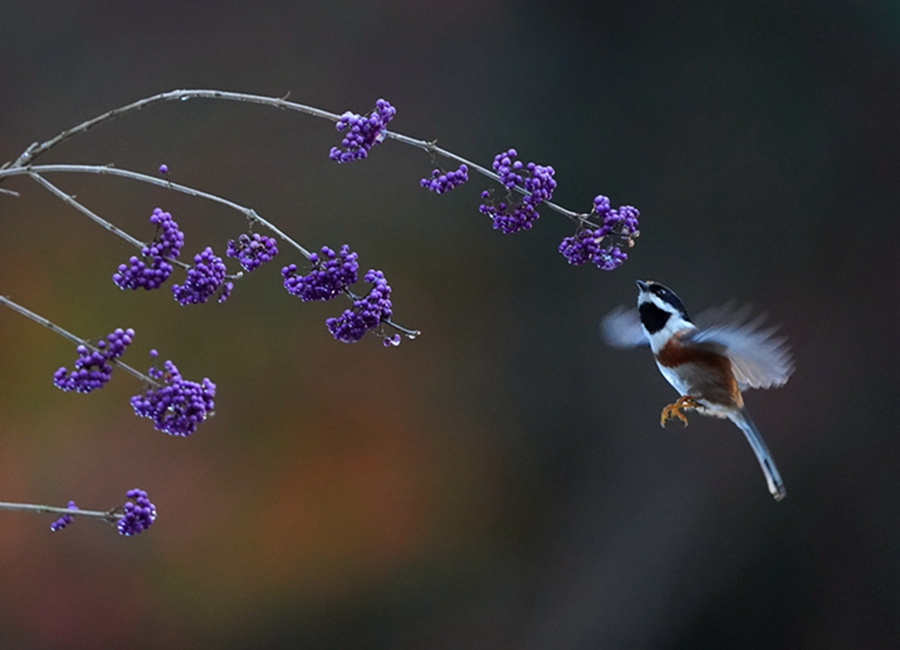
[
  {"x1": 655, "y1": 360, "x2": 733, "y2": 418},
  {"x1": 657, "y1": 362, "x2": 691, "y2": 396}
]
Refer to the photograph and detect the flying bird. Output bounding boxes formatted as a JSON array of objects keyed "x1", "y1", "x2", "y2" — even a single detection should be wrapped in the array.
[{"x1": 602, "y1": 280, "x2": 794, "y2": 500}]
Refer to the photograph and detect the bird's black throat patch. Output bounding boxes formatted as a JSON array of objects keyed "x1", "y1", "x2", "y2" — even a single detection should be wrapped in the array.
[{"x1": 639, "y1": 302, "x2": 671, "y2": 334}]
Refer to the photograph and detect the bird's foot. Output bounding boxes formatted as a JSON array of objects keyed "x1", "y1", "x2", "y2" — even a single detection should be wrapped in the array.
[{"x1": 660, "y1": 395, "x2": 702, "y2": 427}]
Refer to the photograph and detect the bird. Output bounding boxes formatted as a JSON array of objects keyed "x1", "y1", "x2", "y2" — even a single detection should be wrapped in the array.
[{"x1": 601, "y1": 280, "x2": 794, "y2": 501}]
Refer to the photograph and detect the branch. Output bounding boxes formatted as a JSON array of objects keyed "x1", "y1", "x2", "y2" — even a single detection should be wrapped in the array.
[
  {"x1": 0, "y1": 295, "x2": 158, "y2": 386},
  {"x1": 0, "y1": 501, "x2": 122, "y2": 523},
  {"x1": 0, "y1": 164, "x2": 419, "y2": 337},
  {"x1": 5, "y1": 88, "x2": 586, "y2": 222},
  {"x1": 0, "y1": 163, "x2": 313, "y2": 260},
  {"x1": 29, "y1": 172, "x2": 146, "y2": 250}
]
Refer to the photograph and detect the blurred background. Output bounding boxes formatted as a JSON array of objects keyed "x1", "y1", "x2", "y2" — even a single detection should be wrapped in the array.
[{"x1": 0, "y1": 1, "x2": 898, "y2": 648}]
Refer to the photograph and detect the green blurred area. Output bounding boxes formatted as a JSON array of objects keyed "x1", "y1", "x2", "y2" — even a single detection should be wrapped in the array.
[{"x1": 1, "y1": 1, "x2": 898, "y2": 648}]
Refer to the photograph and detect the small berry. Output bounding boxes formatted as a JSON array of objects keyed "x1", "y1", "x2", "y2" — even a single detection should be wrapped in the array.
[
  {"x1": 326, "y1": 269, "x2": 393, "y2": 343},
  {"x1": 218, "y1": 281, "x2": 234, "y2": 304},
  {"x1": 130, "y1": 356, "x2": 216, "y2": 436},
  {"x1": 53, "y1": 328, "x2": 135, "y2": 393},
  {"x1": 558, "y1": 195, "x2": 639, "y2": 271},
  {"x1": 478, "y1": 149, "x2": 556, "y2": 234},
  {"x1": 328, "y1": 99, "x2": 396, "y2": 163},
  {"x1": 113, "y1": 208, "x2": 184, "y2": 291},
  {"x1": 158, "y1": 164, "x2": 169, "y2": 175},
  {"x1": 172, "y1": 247, "x2": 229, "y2": 305},
  {"x1": 282, "y1": 245, "x2": 359, "y2": 302},
  {"x1": 420, "y1": 164, "x2": 469, "y2": 194},
  {"x1": 117, "y1": 489, "x2": 157, "y2": 536},
  {"x1": 49, "y1": 501, "x2": 78, "y2": 532},
  {"x1": 226, "y1": 233, "x2": 279, "y2": 272}
]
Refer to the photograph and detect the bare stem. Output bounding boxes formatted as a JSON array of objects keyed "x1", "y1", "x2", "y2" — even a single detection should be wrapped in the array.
[
  {"x1": 385, "y1": 319, "x2": 421, "y2": 339},
  {"x1": 0, "y1": 163, "x2": 312, "y2": 260},
  {"x1": 3, "y1": 88, "x2": 587, "y2": 222},
  {"x1": 0, "y1": 295, "x2": 158, "y2": 386},
  {"x1": 10, "y1": 89, "x2": 342, "y2": 168},
  {"x1": 27, "y1": 171, "x2": 194, "y2": 271},
  {"x1": 0, "y1": 501, "x2": 122, "y2": 523},
  {"x1": 29, "y1": 172, "x2": 146, "y2": 249},
  {"x1": 0, "y1": 89, "x2": 603, "y2": 341},
  {"x1": 0, "y1": 164, "x2": 420, "y2": 336}
]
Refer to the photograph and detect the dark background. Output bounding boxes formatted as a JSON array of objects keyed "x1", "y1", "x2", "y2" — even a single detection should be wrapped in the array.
[{"x1": 1, "y1": 1, "x2": 898, "y2": 648}]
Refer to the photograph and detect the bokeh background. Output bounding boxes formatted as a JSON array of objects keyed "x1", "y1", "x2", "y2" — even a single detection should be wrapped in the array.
[{"x1": 1, "y1": 1, "x2": 898, "y2": 648}]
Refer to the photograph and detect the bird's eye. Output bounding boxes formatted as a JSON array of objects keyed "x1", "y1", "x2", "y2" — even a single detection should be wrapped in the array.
[
  {"x1": 652, "y1": 286, "x2": 672, "y2": 302},
  {"x1": 651, "y1": 285, "x2": 689, "y2": 319}
]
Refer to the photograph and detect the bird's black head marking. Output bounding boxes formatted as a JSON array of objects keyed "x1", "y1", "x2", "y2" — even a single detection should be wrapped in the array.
[{"x1": 641, "y1": 281, "x2": 690, "y2": 320}]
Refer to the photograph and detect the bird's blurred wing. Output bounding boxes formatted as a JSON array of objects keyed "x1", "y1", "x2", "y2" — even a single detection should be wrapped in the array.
[
  {"x1": 687, "y1": 310, "x2": 793, "y2": 390},
  {"x1": 600, "y1": 306, "x2": 649, "y2": 348},
  {"x1": 692, "y1": 301, "x2": 751, "y2": 330}
]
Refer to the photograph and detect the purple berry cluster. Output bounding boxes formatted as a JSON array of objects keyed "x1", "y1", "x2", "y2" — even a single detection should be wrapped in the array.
[
  {"x1": 328, "y1": 99, "x2": 396, "y2": 163},
  {"x1": 326, "y1": 269, "x2": 393, "y2": 343},
  {"x1": 49, "y1": 501, "x2": 78, "y2": 532},
  {"x1": 558, "y1": 195, "x2": 640, "y2": 271},
  {"x1": 226, "y1": 233, "x2": 279, "y2": 272},
  {"x1": 421, "y1": 164, "x2": 469, "y2": 194},
  {"x1": 282, "y1": 245, "x2": 359, "y2": 302},
  {"x1": 53, "y1": 327, "x2": 135, "y2": 393},
  {"x1": 172, "y1": 247, "x2": 232, "y2": 305},
  {"x1": 117, "y1": 489, "x2": 157, "y2": 537},
  {"x1": 130, "y1": 352, "x2": 216, "y2": 436},
  {"x1": 113, "y1": 208, "x2": 184, "y2": 291},
  {"x1": 478, "y1": 149, "x2": 557, "y2": 234}
]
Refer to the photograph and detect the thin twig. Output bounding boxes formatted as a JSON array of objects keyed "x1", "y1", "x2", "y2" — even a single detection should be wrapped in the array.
[
  {"x1": 0, "y1": 163, "x2": 312, "y2": 260},
  {"x1": 28, "y1": 172, "x2": 194, "y2": 271},
  {"x1": 4, "y1": 88, "x2": 588, "y2": 222},
  {"x1": 11, "y1": 90, "x2": 342, "y2": 169},
  {"x1": 0, "y1": 295, "x2": 158, "y2": 386},
  {"x1": 0, "y1": 164, "x2": 418, "y2": 337},
  {"x1": 0, "y1": 89, "x2": 600, "y2": 339},
  {"x1": 0, "y1": 501, "x2": 122, "y2": 523},
  {"x1": 29, "y1": 172, "x2": 146, "y2": 249}
]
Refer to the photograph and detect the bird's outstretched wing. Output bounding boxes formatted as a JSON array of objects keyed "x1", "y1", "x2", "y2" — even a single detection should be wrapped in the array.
[
  {"x1": 686, "y1": 308, "x2": 794, "y2": 390},
  {"x1": 600, "y1": 306, "x2": 649, "y2": 348}
]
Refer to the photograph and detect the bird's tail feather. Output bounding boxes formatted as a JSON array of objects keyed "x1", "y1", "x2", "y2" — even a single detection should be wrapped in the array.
[{"x1": 730, "y1": 408, "x2": 786, "y2": 501}]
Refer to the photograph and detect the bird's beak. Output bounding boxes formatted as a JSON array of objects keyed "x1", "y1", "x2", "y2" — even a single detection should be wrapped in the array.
[{"x1": 636, "y1": 280, "x2": 649, "y2": 292}]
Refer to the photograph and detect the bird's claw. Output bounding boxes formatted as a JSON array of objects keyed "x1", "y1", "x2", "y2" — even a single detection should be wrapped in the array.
[{"x1": 660, "y1": 395, "x2": 702, "y2": 427}]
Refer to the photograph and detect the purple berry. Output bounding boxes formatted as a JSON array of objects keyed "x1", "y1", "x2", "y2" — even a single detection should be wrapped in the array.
[
  {"x1": 53, "y1": 327, "x2": 135, "y2": 393},
  {"x1": 478, "y1": 149, "x2": 556, "y2": 234},
  {"x1": 117, "y1": 489, "x2": 157, "y2": 536},
  {"x1": 218, "y1": 281, "x2": 234, "y2": 304},
  {"x1": 328, "y1": 99, "x2": 396, "y2": 163},
  {"x1": 558, "y1": 195, "x2": 639, "y2": 271},
  {"x1": 478, "y1": 191, "x2": 542, "y2": 234},
  {"x1": 420, "y1": 164, "x2": 469, "y2": 194},
  {"x1": 172, "y1": 247, "x2": 229, "y2": 305},
  {"x1": 130, "y1": 356, "x2": 216, "y2": 436},
  {"x1": 113, "y1": 208, "x2": 184, "y2": 291},
  {"x1": 326, "y1": 269, "x2": 393, "y2": 343},
  {"x1": 158, "y1": 164, "x2": 169, "y2": 175},
  {"x1": 49, "y1": 501, "x2": 78, "y2": 532},
  {"x1": 226, "y1": 233, "x2": 279, "y2": 272},
  {"x1": 282, "y1": 245, "x2": 359, "y2": 302}
]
